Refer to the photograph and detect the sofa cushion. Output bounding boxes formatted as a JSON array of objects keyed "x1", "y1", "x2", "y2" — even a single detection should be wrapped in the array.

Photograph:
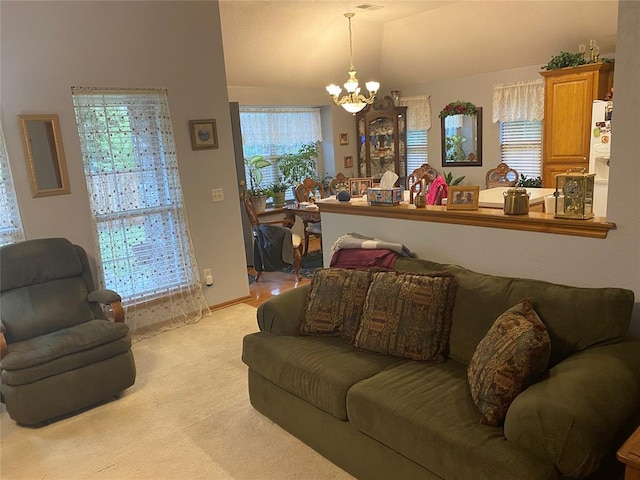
[
  {"x1": 346, "y1": 360, "x2": 557, "y2": 480},
  {"x1": 299, "y1": 268, "x2": 372, "y2": 342},
  {"x1": 242, "y1": 332, "x2": 405, "y2": 420},
  {"x1": 467, "y1": 299, "x2": 551, "y2": 427},
  {"x1": 353, "y1": 271, "x2": 457, "y2": 362}
]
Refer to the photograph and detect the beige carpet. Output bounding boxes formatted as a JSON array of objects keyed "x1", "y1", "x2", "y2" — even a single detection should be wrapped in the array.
[{"x1": 0, "y1": 304, "x2": 354, "y2": 480}]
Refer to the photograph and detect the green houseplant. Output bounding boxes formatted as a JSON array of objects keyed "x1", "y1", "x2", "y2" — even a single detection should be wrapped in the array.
[
  {"x1": 244, "y1": 155, "x2": 272, "y2": 212},
  {"x1": 277, "y1": 143, "x2": 319, "y2": 188},
  {"x1": 269, "y1": 177, "x2": 289, "y2": 207}
]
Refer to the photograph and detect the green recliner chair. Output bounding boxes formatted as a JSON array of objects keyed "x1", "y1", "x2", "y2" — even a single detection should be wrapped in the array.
[{"x1": 0, "y1": 238, "x2": 136, "y2": 425}]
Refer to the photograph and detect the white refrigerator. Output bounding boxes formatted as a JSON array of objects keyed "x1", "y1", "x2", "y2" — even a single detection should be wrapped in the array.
[{"x1": 588, "y1": 100, "x2": 612, "y2": 217}]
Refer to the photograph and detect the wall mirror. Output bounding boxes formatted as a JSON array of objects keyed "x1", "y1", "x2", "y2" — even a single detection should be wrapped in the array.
[
  {"x1": 441, "y1": 107, "x2": 483, "y2": 167},
  {"x1": 18, "y1": 114, "x2": 70, "y2": 198}
]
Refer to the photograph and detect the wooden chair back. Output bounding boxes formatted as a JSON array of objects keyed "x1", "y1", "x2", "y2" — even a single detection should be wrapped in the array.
[
  {"x1": 486, "y1": 162, "x2": 519, "y2": 189},
  {"x1": 406, "y1": 163, "x2": 438, "y2": 204},
  {"x1": 328, "y1": 173, "x2": 350, "y2": 195},
  {"x1": 240, "y1": 186, "x2": 260, "y2": 228},
  {"x1": 294, "y1": 177, "x2": 326, "y2": 203}
]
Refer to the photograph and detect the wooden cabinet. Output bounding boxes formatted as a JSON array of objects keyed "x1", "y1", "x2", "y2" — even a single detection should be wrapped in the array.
[
  {"x1": 356, "y1": 96, "x2": 407, "y2": 183},
  {"x1": 540, "y1": 63, "x2": 613, "y2": 187}
]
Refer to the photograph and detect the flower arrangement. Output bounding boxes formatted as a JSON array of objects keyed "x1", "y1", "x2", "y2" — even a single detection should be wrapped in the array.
[{"x1": 439, "y1": 101, "x2": 478, "y2": 118}]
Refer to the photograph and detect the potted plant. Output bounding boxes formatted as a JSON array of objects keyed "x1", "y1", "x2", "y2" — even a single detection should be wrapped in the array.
[
  {"x1": 277, "y1": 143, "x2": 319, "y2": 191},
  {"x1": 270, "y1": 177, "x2": 289, "y2": 207},
  {"x1": 245, "y1": 155, "x2": 272, "y2": 213}
]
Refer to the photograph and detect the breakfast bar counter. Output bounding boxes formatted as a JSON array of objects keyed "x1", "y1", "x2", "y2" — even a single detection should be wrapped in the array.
[{"x1": 316, "y1": 197, "x2": 615, "y2": 239}]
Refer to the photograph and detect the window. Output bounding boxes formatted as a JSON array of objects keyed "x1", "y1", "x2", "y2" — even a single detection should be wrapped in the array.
[
  {"x1": 0, "y1": 120, "x2": 25, "y2": 246},
  {"x1": 239, "y1": 107, "x2": 322, "y2": 199},
  {"x1": 400, "y1": 96, "x2": 431, "y2": 174},
  {"x1": 499, "y1": 120, "x2": 542, "y2": 178},
  {"x1": 406, "y1": 129, "x2": 428, "y2": 174},
  {"x1": 72, "y1": 88, "x2": 206, "y2": 325},
  {"x1": 493, "y1": 79, "x2": 544, "y2": 179}
]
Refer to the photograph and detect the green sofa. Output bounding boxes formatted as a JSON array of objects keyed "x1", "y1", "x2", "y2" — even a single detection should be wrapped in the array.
[{"x1": 242, "y1": 257, "x2": 640, "y2": 480}]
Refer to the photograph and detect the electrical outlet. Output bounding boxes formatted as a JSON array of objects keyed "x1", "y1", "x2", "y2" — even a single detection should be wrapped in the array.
[
  {"x1": 211, "y1": 188, "x2": 224, "y2": 203},
  {"x1": 203, "y1": 268, "x2": 214, "y2": 286}
]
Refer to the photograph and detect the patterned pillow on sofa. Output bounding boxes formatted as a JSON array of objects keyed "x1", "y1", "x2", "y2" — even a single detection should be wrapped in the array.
[
  {"x1": 299, "y1": 268, "x2": 374, "y2": 341},
  {"x1": 352, "y1": 271, "x2": 458, "y2": 362},
  {"x1": 467, "y1": 299, "x2": 551, "y2": 427}
]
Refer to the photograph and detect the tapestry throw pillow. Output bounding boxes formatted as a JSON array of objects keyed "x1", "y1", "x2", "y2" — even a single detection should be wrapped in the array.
[
  {"x1": 299, "y1": 268, "x2": 373, "y2": 340},
  {"x1": 353, "y1": 271, "x2": 458, "y2": 362},
  {"x1": 467, "y1": 299, "x2": 551, "y2": 427}
]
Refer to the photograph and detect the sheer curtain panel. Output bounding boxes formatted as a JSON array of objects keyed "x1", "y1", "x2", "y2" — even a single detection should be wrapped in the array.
[
  {"x1": 0, "y1": 117, "x2": 25, "y2": 246},
  {"x1": 492, "y1": 80, "x2": 544, "y2": 123},
  {"x1": 72, "y1": 87, "x2": 209, "y2": 336}
]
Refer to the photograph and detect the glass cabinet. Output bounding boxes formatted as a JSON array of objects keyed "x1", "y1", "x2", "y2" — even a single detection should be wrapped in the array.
[{"x1": 356, "y1": 96, "x2": 407, "y2": 183}]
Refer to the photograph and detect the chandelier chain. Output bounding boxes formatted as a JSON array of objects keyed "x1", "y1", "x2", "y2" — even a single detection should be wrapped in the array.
[{"x1": 348, "y1": 15, "x2": 355, "y2": 71}]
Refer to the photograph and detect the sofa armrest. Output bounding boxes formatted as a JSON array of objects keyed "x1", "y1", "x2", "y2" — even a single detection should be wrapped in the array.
[
  {"x1": 504, "y1": 337, "x2": 640, "y2": 477},
  {"x1": 257, "y1": 284, "x2": 310, "y2": 335},
  {"x1": 87, "y1": 289, "x2": 125, "y2": 323}
]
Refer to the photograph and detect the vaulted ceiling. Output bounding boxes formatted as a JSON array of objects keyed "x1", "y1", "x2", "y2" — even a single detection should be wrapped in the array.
[{"x1": 219, "y1": 0, "x2": 618, "y2": 91}]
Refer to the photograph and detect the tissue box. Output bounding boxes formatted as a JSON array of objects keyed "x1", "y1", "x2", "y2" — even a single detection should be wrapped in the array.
[{"x1": 366, "y1": 187, "x2": 403, "y2": 205}]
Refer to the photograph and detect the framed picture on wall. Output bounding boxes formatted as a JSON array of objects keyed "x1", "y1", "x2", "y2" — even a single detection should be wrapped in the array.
[
  {"x1": 339, "y1": 133, "x2": 349, "y2": 145},
  {"x1": 344, "y1": 156, "x2": 353, "y2": 168},
  {"x1": 446, "y1": 185, "x2": 480, "y2": 210},
  {"x1": 189, "y1": 119, "x2": 218, "y2": 150}
]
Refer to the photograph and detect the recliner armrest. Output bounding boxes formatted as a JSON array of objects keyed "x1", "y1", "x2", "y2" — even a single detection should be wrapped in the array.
[
  {"x1": 87, "y1": 289, "x2": 125, "y2": 323},
  {"x1": 504, "y1": 337, "x2": 640, "y2": 477}
]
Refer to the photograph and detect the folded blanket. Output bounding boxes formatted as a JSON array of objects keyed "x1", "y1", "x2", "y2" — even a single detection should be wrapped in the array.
[
  {"x1": 329, "y1": 232, "x2": 414, "y2": 260},
  {"x1": 330, "y1": 248, "x2": 399, "y2": 269}
]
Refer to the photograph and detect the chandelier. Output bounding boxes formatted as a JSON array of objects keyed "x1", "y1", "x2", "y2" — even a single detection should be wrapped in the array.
[{"x1": 326, "y1": 13, "x2": 380, "y2": 114}]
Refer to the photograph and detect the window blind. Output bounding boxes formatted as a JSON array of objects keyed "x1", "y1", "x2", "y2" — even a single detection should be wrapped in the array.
[
  {"x1": 406, "y1": 129, "x2": 428, "y2": 174},
  {"x1": 499, "y1": 120, "x2": 542, "y2": 178}
]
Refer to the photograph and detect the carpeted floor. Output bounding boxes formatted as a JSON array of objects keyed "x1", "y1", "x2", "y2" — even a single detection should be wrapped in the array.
[{"x1": 0, "y1": 304, "x2": 353, "y2": 480}]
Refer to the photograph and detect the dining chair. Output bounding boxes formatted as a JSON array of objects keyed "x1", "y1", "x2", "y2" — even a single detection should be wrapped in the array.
[
  {"x1": 241, "y1": 187, "x2": 302, "y2": 281},
  {"x1": 406, "y1": 163, "x2": 438, "y2": 204},
  {"x1": 485, "y1": 162, "x2": 519, "y2": 189},
  {"x1": 328, "y1": 172, "x2": 350, "y2": 195},
  {"x1": 294, "y1": 177, "x2": 325, "y2": 255}
]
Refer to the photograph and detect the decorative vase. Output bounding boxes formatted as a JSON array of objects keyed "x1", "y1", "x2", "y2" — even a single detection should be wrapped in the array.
[{"x1": 249, "y1": 195, "x2": 267, "y2": 213}]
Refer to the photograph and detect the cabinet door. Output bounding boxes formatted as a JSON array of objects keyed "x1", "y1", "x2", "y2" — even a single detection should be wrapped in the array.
[{"x1": 544, "y1": 72, "x2": 593, "y2": 164}]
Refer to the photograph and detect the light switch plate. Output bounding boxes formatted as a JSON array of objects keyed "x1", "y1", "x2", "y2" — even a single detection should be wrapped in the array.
[{"x1": 211, "y1": 188, "x2": 224, "y2": 203}]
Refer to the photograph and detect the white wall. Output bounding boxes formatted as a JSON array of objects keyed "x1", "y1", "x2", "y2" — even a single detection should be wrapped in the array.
[
  {"x1": 1, "y1": 1, "x2": 249, "y2": 308},
  {"x1": 322, "y1": 1, "x2": 640, "y2": 335}
]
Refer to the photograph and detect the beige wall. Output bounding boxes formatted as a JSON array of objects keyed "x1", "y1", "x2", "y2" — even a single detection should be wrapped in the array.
[{"x1": 1, "y1": 0, "x2": 249, "y2": 308}]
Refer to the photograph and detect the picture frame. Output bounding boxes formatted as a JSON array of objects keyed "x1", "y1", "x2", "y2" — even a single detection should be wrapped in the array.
[
  {"x1": 339, "y1": 133, "x2": 349, "y2": 146},
  {"x1": 344, "y1": 156, "x2": 353, "y2": 168},
  {"x1": 447, "y1": 185, "x2": 480, "y2": 210},
  {"x1": 349, "y1": 177, "x2": 373, "y2": 197},
  {"x1": 189, "y1": 119, "x2": 218, "y2": 150}
]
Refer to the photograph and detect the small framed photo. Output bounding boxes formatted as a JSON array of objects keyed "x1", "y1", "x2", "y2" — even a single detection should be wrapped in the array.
[
  {"x1": 344, "y1": 156, "x2": 353, "y2": 168},
  {"x1": 189, "y1": 119, "x2": 218, "y2": 150},
  {"x1": 447, "y1": 185, "x2": 480, "y2": 210},
  {"x1": 349, "y1": 177, "x2": 373, "y2": 197},
  {"x1": 339, "y1": 133, "x2": 349, "y2": 145}
]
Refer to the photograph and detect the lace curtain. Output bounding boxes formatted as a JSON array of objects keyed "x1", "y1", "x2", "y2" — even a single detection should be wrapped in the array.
[
  {"x1": 240, "y1": 107, "x2": 322, "y2": 156},
  {"x1": 72, "y1": 87, "x2": 210, "y2": 338},
  {"x1": 399, "y1": 95, "x2": 432, "y2": 131},
  {"x1": 0, "y1": 116, "x2": 25, "y2": 246},
  {"x1": 492, "y1": 79, "x2": 544, "y2": 123}
]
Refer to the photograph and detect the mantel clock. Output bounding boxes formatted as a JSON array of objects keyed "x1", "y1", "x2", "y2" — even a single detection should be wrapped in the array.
[{"x1": 554, "y1": 171, "x2": 596, "y2": 220}]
